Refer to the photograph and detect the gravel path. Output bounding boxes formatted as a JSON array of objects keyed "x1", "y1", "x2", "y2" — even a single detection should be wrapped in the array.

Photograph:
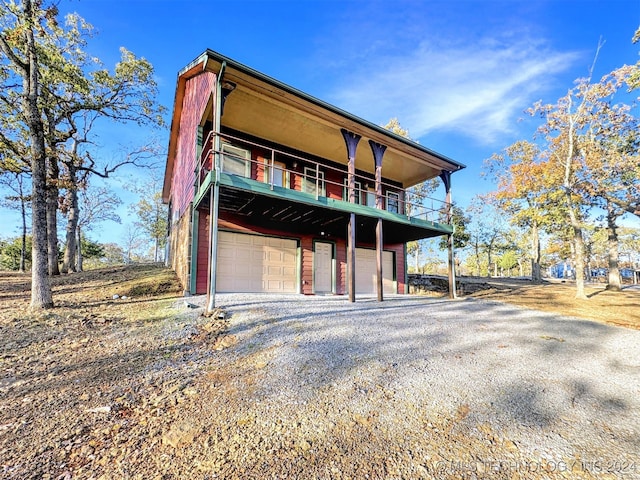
[
  {"x1": 199, "y1": 293, "x2": 640, "y2": 479},
  {"x1": 4, "y1": 290, "x2": 639, "y2": 479}
]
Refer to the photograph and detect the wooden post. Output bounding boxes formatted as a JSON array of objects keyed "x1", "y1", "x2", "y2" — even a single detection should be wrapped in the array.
[
  {"x1": 369, "y1": 140, "x2": 387, "y2": 302},
  {"x1": 439, "y1": 171, "x2": 456, "y2": 299},
  {"x1": 341, "y1": 129, "x2": 361, "y2": 302}
]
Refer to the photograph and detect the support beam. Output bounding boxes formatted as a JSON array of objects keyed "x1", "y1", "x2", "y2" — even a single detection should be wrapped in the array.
[
  {"x1": 369, "y1": 140, "x2": 387, "y2": 302},
  {"x1": 206, "y1": 62, "x2": 227, "y2": 313},
  {"x1": 376, "y1": 218, "x2": 383, "y2": 301},
  {"x1": 341, "y1": 129, "x2": 361, "y2": 302},
  {"x1": 439, "y1": 170, "x2": 456, "y2": 299}
]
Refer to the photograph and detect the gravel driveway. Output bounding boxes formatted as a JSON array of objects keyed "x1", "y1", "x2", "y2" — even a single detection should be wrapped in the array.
[{"x1": 199, "y1": 293, "x2": 640, "y2": 479}]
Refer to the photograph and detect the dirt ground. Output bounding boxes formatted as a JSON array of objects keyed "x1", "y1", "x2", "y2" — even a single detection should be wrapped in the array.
[
  {"x1": 464, "y1": 276, "x2": 640, "y2": 330},
  {"x1": 1, "y1": 265, "x2": 638, "y2": 479}
]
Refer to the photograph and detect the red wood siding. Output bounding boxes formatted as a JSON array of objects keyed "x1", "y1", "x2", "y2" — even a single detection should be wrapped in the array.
[
  {"x1": 196, "y1": 212, "x2": 406, "y2": 296},
  {"x1": 387, "y1": 243, "x2": 406, "y2": 294},
  {"x1": 171, "y1": 71, "x2": 216, "y2": 219},
  {"x1": 196, "y1": 209, "x2": 210, "y2": 294},
  {"x1": 300, "y1": 236, "x2": 314, "y2": 295},
  {"x1": 325, "y1": 168, "x2": 344, "y2": 200},
  {"x1": 335, "y1": 237, "x2": 347, "y2": 295}
]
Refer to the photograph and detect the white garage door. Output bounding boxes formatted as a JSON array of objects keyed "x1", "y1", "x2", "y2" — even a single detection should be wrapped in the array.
[
  {"x1": 217, "y1": 232, "x2": 298, "y2": 293},
  {"x1": 355, "y1": 248, "x2": 395, "y2": 294}
]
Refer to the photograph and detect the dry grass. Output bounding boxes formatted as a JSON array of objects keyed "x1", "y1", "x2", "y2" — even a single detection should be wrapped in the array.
[{"x1": 467, "y1": 278, "x2": 640, "y2": 330}]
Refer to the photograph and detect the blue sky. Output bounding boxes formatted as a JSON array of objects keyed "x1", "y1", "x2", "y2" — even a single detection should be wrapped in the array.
[{"x1": 2, "y1": 0, "x2": 640, "y2": 244}]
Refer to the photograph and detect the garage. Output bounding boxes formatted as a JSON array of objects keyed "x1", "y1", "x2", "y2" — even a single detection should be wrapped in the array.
[
  {"x1": 217, "y1": 231, "x2": 298, "y2": 293},
  {"x1": 355, "y1": 248, "x2": 395, "y2": 294}
]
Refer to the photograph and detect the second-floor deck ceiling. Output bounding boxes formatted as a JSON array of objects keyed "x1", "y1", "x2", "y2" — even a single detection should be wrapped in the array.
[{"x1": 186, "y1": 50, "x2": 465, "y2": 189}]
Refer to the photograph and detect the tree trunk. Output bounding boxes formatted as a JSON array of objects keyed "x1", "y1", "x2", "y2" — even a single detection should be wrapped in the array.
[
  {"x1": 76, "y1": 225, "x2": 83, "y2": 272},
  {"x1": 531, "y1": 222, "x2": 542, "y2": 283},
  {"x1": 23, "y1": 0, "x2": 53, "y2": 308},
  {"x1": 19, "y1": 178, "x2": 27, "y2": 273},
  {"x1": 567, "y1": 199, "x2": 587, "y2": 299},
  {"x1": 606, "y1": 203, "x2": 622, "y2": 291},
  {"x1": 46, "y1": 154, "x2": 60, "y2": 275},
  {"x1": 62, "y1": 182, "x2": 79, "y2": 273}
]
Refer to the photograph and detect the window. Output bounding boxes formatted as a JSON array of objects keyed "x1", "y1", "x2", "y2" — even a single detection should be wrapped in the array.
[
  {"x1": 303, "y1": 167, "x2": 325, "y2": 196},
  {"x1": 343, "y1": 178, "x2": 362, "y2": 204},
  {"x1": 264, "y1": 159, "x2": 287, "y2": 188},
  {"x1": 387, "y1": 192, "x2": 400, "y2": 214},
  {"x1": 221, "y1": 143, "x2": 251, "y2": 177},
  {"x1": 366, "y1": 188, "x2": 376, "y2": 208}
]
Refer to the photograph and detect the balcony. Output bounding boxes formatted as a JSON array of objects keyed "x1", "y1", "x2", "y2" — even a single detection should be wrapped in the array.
[{"x1": 194, "y1": 131, "x2": 453, "y2": 243}]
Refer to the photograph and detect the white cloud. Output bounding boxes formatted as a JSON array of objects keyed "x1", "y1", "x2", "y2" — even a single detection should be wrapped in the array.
[{"x1": 328, "y1": 38, "x2": 580, "y2": 145}]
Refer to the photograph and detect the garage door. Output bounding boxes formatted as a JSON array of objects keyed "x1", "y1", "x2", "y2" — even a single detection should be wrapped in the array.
[
  {"x1": 355, "y1": 248, "x2": 395, "y2": 294},
  {"x1": 217, "y1": 232, "x2": 298, "y2": 293}
]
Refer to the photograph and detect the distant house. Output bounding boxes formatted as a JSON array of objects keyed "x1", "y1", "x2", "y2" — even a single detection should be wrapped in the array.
[
  {"x1": 162, "y1": 50, "x2": 465, "y2": 304},
  {"x1": 550, "y1": 262, "x2": 573, "y2": 279}
]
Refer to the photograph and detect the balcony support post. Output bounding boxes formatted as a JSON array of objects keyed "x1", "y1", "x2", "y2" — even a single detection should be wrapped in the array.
[
  {"x1": 439, "y1": 170, "x2": 456, "y2": 299},
  {"x1": 341, "y1": 129, "x2": 361, "y2": 302},
  {"x1": 206, "y1": 62, "x2": 226, "y2": 313},
  {"x1": 369, "y1": 140, "x2": 387, "y2": 302}
]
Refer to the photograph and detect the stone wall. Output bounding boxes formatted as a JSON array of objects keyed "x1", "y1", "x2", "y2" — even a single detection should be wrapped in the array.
[
  {"x1": 407, "y1": 274, "x2": 451, "y2": 294},
  {"x1": 169, "y1": 205, "x2": 192, "y2": 295}
]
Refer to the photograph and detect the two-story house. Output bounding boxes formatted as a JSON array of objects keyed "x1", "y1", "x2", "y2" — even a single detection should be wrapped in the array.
[{"x1": 162, "y1": 50, "x2": 465, "y2": 306}]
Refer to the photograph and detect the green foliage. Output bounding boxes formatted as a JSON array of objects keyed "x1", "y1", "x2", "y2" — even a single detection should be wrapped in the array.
[
  {"x1": 438, "y1": 204, "x2": 470, "y2": 250},
  {"x1": 498, "y1": 250, "x2": 519, "y2": 273},
  {"x1": 0, "y1": 235, "x2": 31, "y2": 270},
  {"x1": 80, "y1": 236, "x2": 104, "y2": 259}
]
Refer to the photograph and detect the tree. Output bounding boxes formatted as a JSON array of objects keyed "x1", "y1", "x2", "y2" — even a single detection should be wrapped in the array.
[
  {"x1": 438, "y1": 204, "x2": 470, "y2": 250},
  {"x1": 466, "y1": 199, "x2": 510, "y2": 277},
  {"x1": 0, "y1": 168, "x2": 31, "y2": 272},
  {"x1": 0, "y1": 1, "x2": 164, "y2": 307},
  {"x1": 68, "y1": 185, "x2": 121, "y2": 272},
  {"x1": 122, "y1": 223, "x2": 146, "y2": 264},
  {"x1": 498, "y1": 250, "x2": 519, "y2": 276},
  {"x1": 0, "y1": 0, "x2": 54, "y2": 308},
  {"x1": 485, "y1": 141, "x2": 558, "y2": 283},
  {"x1": 0, "y1": 234, "x2": 32, "y2": 270},
  {"x1": 382, "y1": 118, "x2": 440, "y2": 269}
]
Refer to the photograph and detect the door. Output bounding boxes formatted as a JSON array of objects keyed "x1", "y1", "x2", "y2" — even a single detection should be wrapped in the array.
[
  {"x1": 355, "y1": 248, "x2": 395, "y2": 294},
  {"x1": 217, "y1": 232, "x2": 298, "y2": 293},
  {"x1": 314, "y1": 242, "x2": 333, "y2": 293}
]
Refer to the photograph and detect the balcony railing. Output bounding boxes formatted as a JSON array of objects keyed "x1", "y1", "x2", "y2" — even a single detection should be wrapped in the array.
[{"x1": 197, "y1": 131, "x2": 451, "y2": 225}]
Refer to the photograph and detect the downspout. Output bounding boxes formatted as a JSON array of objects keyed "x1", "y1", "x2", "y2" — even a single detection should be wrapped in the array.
[{"x1": 206, "y1": 61, "x2": 226, "y2": 313}]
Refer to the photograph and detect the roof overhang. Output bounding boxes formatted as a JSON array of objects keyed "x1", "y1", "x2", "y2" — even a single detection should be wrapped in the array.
[{"x1": 163, "y1": 49, "x2": 466, "y2": 202}]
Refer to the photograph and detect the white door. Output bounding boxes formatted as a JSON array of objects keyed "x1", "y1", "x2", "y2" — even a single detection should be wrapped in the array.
[
  {"x1": 355, "y1": 248, "x2": 395, "y2": 294},
  {"x1": 314, "y1": 242, "x2": 333, "y2": 293},
  {"x1": 217, "y1": 232, "x2": 298, "y2": 293}
]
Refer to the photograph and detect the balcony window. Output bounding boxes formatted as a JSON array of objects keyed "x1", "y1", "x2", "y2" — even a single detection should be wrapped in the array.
[
  {"x1": 264, "y1": 159, "x2": 288, "y2": 188},
  {"x1": 387, "y1": 192, "x2": 400, "y2": 213},
  {"x1": 366, "y1": 187, "x2": 376, "y2": 208},
  {"x1": 343, "y1": 179, "x2": 362, "y2": 204},
  {"x1": 303, "y1": 167, "x2": 325, "y2": 196},
  {"x1": 221, "y1": 143, "x2": 251, "y2": 177}
]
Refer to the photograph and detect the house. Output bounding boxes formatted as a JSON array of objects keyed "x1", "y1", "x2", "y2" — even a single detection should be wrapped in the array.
[{"x1": 162, "y1": 50, "x2": 465, "y2": 306}]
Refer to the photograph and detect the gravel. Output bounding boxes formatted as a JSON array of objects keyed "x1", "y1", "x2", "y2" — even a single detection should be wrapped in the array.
[
  {"x1": 197, "y1": 293, "x2": 640, "y2": 478},
  {"x1": 4, "y1": 290, "x2": 640, "y2": 479}
]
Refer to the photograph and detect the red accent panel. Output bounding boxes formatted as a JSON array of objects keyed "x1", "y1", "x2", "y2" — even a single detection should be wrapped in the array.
[
  {"x1": 300, "y1": 236, "x2": 314, "y2": 294},
  {"x1": 196, "y1": 209, "x2": 210, "y2": 294},
  {"x1": 325, "y1": 168, "x2": 344, "y2": 200},
  {"x1": 335, "y1": 237, "x2": 347, "y2": 295}
]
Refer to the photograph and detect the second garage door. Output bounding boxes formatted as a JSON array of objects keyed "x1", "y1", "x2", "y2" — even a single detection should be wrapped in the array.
[
  {"x1": 217, "y1": 232, "x2": 298, "y2": 293},
  {"x1": 355, "y1": 248, "x2": 395, "y2": 294}
]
